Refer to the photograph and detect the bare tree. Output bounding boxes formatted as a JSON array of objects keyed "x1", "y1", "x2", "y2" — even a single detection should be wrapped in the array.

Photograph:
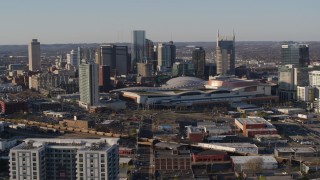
[{"x1": 243, "y1": 157, "x2": 263, "y2": 174}]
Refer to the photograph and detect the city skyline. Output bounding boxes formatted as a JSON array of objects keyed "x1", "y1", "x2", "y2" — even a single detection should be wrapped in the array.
[{"x1": 0, "y1": 0, "x2": 319, "y2": 45}]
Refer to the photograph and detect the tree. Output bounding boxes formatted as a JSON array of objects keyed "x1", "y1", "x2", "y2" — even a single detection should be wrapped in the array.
[
  {"x1": 243, "y1": 157, "x2": 263, "y2": 174},
  {"x1": 240, "y1": 113, "x2": 247, "y2": 118},
  {"x1": 256, "y1": 111, "x2": 268, "y2": 118}
]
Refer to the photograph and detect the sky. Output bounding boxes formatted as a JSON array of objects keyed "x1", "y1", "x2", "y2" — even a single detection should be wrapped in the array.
[{"x1": 0, "y1": 0, "x2": 319, "y2": 44}]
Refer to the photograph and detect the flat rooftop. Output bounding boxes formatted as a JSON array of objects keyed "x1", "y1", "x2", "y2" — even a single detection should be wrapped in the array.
[
  {"x1": 231, "y1": 156, "x2": 277, "y2": 164},
  {"x1": 235, "y1": 117, "x2": 268, "y2": 125},
  {"x1": 155, "y1": 142, "x2": 185, "y2": 150},
  {"x1": 155, "y1": 150, "x2": 191, "y2": 158},
  {"x1": 275, "y1": 147, "x2": 316, "y2": 153},
  {"x1": 199, "y1": 142, "x2": 258, "y2": 148},
  {"x1": 11, "y1": 138, "x2": 120, "y2": 151}
]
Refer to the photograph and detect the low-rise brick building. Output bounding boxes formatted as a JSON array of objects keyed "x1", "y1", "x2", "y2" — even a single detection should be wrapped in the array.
[
  {"x1": 192, "y1": 150, "x2": 229, "y2": 163},
  {"x1": 155, "y1": 150, "x2": 191, "y2": 171},
  {"x1": 0, "y1": 99, "x2": 27, "y2": 114}
]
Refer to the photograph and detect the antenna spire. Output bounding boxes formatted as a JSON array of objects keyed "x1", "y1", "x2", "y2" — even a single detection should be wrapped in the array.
[
  {"x1": 232, "y1": 29, "x2": 235, "y2": 41},
  {"x1": 217, "y1": 29, "x2": 220, "y2": 46}
]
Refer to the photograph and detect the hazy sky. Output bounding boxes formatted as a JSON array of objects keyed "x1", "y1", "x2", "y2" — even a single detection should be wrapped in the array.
[{"x1": 0, "y1": 0, "x2": 319, "y2": 44}]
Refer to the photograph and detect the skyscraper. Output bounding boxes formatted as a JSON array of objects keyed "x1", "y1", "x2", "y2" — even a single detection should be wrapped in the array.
[
  {"x1": 172, "y1": 62, "x2": 195, "y2": 77},
  {"x1": 78, "y1": 47, "x2": 96, "y2": 65},
  {"x1": 99, "y1": 65, "x2": 111, "y2": 93},
  {"x1": 192, "y1": 47, "x2": 206, "y2": 78},
  {"x1": 9, "y1": 138, "x2": 119, "y2": 180},
  {"x1": 145, "y1": 38, "x2": 155, "y2": 60},
  {"x1": 168, "y1": 41, "x2": 176, "y2": 66},
  {"x1": 278, "y1": 42, "x2": 310, "y2": 101},
  {"x1": 281, "y1": 42, "x2": 309, "y2": 66},
  {"x1": 96, "y1": 45, "x2": 128, "y2": 75},
  {"x1": 137, "y1": 62, "x2": 153, "y2": 77},
  {"x1": 157, "y1": 42, "x2": 176, "y2": 72},
  {"x1": 67, "y1": 49, "x2": 78, "y2": 66},
  {"x1": 215, "y1": 31, "x2": 235, "y2": 75},
  {"x1": 278, "y1": 65, "x2": 311, "y2": 101},
  {"x1": 79, "y1": 63, "x2": 99, "y2": 107},
  {"x1": 28, "y1": 39, "x2": 41, "y2": 71},
  {"x1": 131, "y1": 30, "x2": 146, "y2": 72}
]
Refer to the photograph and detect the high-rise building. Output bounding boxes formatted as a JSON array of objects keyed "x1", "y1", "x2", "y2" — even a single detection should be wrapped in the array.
[
  {"x1": 145, "y1": 39, "x2": 155, "y2": 60},
  {"x1": 78, "y1": 47, "x2": 96, "y2": 65},
  {"x1": 67, "y1": 49, "x2": 78, "y2": 66},
  {"x1": 131, "y1": 30, "x2": 146, "y2": 72},
  {"x1": 278, "y1": 43, "x2": 311, "y2": 101},
  {"x1": 309, "y1": 71, "x2": 320, "y2": 86},
  {"x1": 79, "y1": 63, "x2": 99, "y2": 107},
  {"x1": 215, "y1": 31, "x2": 235, "y2": 75},
  {"x1": 281, "y1": 43, "x2": 309, "y2": 66},
  {"x1": 9, "y1": 138, "x2": 119, "y2": 180},
  {"x1": 137, "y1": 62, "x2": 153, "y2": 77},
  {"x1": 172, "y1": 62, "x2": 195, "y2": 77},
  {"x1": 96, "y1": 45, "x2": 128, "y2": 75},
  {"x1": 99, "y1": 65, "x2": 111, "y2": 93},
  {"x1": 28, "y1": 39, "x2": 41, "y2": 71},
  {"x1": 297, "y1": 86, "x2": 314, "y2": 102},
  {"x1": 278, "y1": 65, "x2": 311, "y2": 101},
  {"x1": 204, "y1": 63, "x2": 217, "y2": 79},
  {"x1": 168, "y1": 41, "x2": 176, "y2": 66},
  {"x1": 192, "y1": 47, "x2": 206, "y2": 78},
  {"x1": 157, "y1": 42, "x2": 176, "y2": 72}
]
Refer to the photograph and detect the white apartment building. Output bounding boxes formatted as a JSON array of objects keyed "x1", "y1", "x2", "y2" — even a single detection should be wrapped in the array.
[
  {"x1": 79, "y1": 63, "x2": 99, "y2": 108},
  {"x1": 309, "y1": 70, "x2": 320, "y2": 86},
  {"x1": 67, "y1": 50, "x2": 79, "y2": 67},
  {"x1": 297, "y1": 86, "x2": 314, "y2": 102},
  {"x1": 9, "y1": 138, "x2": 119, "y2": 180}
]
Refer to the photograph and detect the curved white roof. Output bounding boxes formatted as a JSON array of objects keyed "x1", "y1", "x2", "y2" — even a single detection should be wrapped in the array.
[
  {"x1": 165, "y1": 76, "x2": 206, "y2": 87},
  {"x1": 113, "y1": 76, "x2": 207, "y2": 92}
]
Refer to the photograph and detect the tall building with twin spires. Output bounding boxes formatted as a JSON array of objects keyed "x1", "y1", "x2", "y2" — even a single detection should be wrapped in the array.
[{"x1": 215, "y1": 31, "x2": 235, "y2": 75}]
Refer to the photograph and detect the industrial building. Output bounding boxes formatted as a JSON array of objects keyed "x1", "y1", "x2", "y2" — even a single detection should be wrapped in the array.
[
  {"x1": 196, "y1": 143, "x2": 258, "y2": 155},
  {"x1": 0, "y1": 99, "x2": 27, "y2": 114},
  {"x1": 234, "y1": 117, "x2": 278, "y2": 137},
  {"x1": 274, "y1": 147, "x2": 317, "y2": 158},
  {"x1": 192, "y1": 150, "x2": 229, "y2": 163},
  {"x1": 154, "y1": 150, "x2": 191, "y2": 171},
  {"x1": 231, "y1": 156, "x2": 278, "y2": 172}
]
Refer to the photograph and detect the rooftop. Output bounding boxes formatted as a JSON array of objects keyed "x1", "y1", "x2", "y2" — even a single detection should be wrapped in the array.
[
  {"x1": 198, "y1": 142, "x2": 258, "y2": 148},
  {"x1": 231, "y1": 156, "x2": 277, "y2": 164},
  {"x1": 194, "y1": 149, "x2": 227, "y2": 156},
  {"x1": 235, "y1": 117, "x2": 268, "y2": 125},
  {"x1": 275, "y1": 147, "x2": 316, "y2": 153},
  {"x1": 155, "y1": 142, "x2": 185, "y2": 150},
  {"x1": 12, "y1": 138, "x2": 119, "y2": 151},
  {"x1": 119, "y1": 157, "x2": 132, "y2": 164},
  {"x1": 155, "y1": 150, "x2": 191, "y2": 158}
]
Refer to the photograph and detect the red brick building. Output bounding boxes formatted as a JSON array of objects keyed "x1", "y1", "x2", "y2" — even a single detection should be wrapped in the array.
[
  {"x1": 192, "y1": 150, "x2": 229, "y2": 162},
  {"x1": 119, "y1": 147, "x2": 134, "y2": 156},
  {"x1": 0, "y1": 99, "x2": 27, "y2": 114},
  {"x1": 234, "y1": 117, "x2": 278, "y2": 137},
  {"x1": 155, "y1": 150, "x2": 191, "y2": 171},
  {"x1": 186, "y1": 126, "x2": 204, "y2": 142}
]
